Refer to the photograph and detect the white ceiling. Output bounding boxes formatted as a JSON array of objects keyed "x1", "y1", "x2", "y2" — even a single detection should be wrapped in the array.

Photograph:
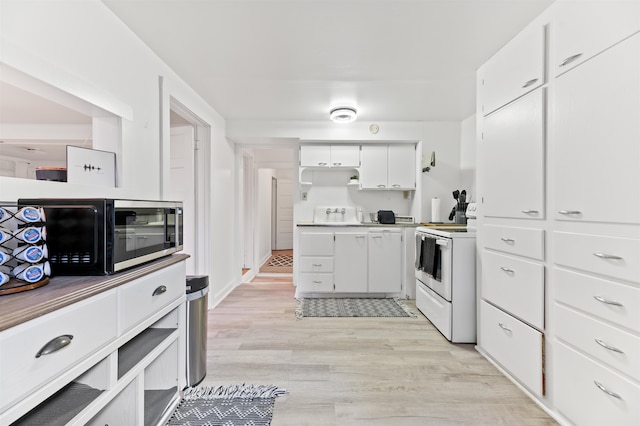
[{"x1": 102, "y1": 0, "x2": 555, "y2": 123}]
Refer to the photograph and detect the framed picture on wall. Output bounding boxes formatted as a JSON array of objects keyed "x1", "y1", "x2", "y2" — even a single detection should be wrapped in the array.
[{"x1": 66, "y1": 146, "x2": 116, "y2": 187}]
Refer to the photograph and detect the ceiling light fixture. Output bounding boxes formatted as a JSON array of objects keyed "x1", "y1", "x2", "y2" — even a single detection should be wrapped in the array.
[{"x1": 330, "y1": 107, "x2": 357, "y2": 123}]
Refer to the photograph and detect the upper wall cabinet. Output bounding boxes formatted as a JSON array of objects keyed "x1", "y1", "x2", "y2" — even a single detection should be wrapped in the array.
[
  {"x1": 360, "y1": 144, "x2": 416, "y2": 190},
  {"x1": 478, "y1": 24, "x2": 545, "y2": 116},
  {"x1": 553, "y1": 33, "x2": 640, "y2": 225},
  {"x1": 481, "y1": 90, "x2": 545, "y2": 220},
  {"x1": 299, "y1": 145, "x2": 360, "y2": 168},
  {"x1": 553, "y1": 0, "x2": 640, "y2": 76}
]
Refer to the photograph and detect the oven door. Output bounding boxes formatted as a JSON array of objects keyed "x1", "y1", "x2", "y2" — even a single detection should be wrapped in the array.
[{"x1": 415, "y1": 234, "x2": 452, "y2": 301}]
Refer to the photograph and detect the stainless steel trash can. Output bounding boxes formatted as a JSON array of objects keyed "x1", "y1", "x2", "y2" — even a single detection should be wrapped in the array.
[{"x1": 186, "y1": 275, "x2": 209, "y2": 387}]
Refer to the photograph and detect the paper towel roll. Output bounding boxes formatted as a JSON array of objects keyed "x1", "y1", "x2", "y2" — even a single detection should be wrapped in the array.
[{"x1": 431, "y1": 197, "x2": 441, "y2": 223}]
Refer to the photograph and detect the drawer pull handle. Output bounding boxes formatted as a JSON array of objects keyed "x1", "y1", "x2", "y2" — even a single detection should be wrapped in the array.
[
  {"x1": 594, "y1": 381, "x2": 622, "y2": 400},
  {"x1": 595, "y1": 339, "x2": 624, "y2": 354},
  {"x1": 332, "y1": 162, "x2": 342, "y2": 166},
  {"x1": 593, "y1": 295, "x2": 623, "y2": 307},
  {"x1": 312, "y1": 263, "x2": 323, "y2": 267},
  {"x1": 560, "y1": 53, "x2": 583, "y2": 67},
  {"x1": 355, "y1": 236, "x2": 366, "y2": 239},
  {"x1": 500, "y1": 267, "x2": 515, "y2": 274},
  {"x1": 558, "y1": 210, "x2": 581, "y2": 215},
  {"x1": 521, "y1": 210, "x2": 538, "y2": 214},
  {"x1": 377, "y1": 184, "x2": 386, "y2": 188},
  {"x1": 152, "y1": 285, "x2": 167, "y2": 296},
  {"x1": 36, "y1": 334, "x2": 73, "y2": 358},
  {"x1": 317, "y1": 162, "x2": 327, "y2": 166},
  {"x1": 391, "y1": 184, "x2": 401, "y2": 188},
  {"x1": 522, "y1": 78, "x2": 538, "y2": 88},
  {"x1": 500, "y1": 238, "x2": 515, "y2": 243},
  {"x1": 498, "y1": 323, "x2": 512, "y2": 333},
  {"x1": 312, "y1": 280, "x2": 322, "y2": 284},
  {"x1": 593, "y1": 253, "x2": 623, "y2": 260}
]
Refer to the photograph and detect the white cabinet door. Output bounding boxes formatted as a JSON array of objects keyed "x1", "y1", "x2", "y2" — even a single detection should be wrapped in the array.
[
  {"x1": 360, "y1": 145, "x2": 388, "y2": 189},
  {"x1": 368, "y1": 231, "x2": 402, "y2": 293},
  {"x1": 334, "y1": 233, "x2": 368, "y2": 292},
  {"x1": 479, "y1": 23, "x2": 545, "y2": 116},
  {"x1": 330, "y1": 145, "x2": 360, "y2": 167},
  {"x1": 300, "y1": 145, "x2": 330, "y2": 167},
  {"x1": 481, "y1": 90, "x2": 545, "y2": 219},
  {"x1": 554, "y1": 0, "x2": 640, "y2": 76},
  {"x1": 553, "y1": 35, "x2": 640, "y2": 224},
  {"x1": 388, "y1": 144, "x2": 416, "y2": 189}
]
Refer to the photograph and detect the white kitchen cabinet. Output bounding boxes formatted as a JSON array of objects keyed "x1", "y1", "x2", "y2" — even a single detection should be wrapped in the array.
[
  {"x1": 298, "y1": 231, "x2": 334, "y2": 293},
  {"x1": 0, "y1": 260, "x2": 186, "y2": 426},
  {"x1": 553, "y1": 34, "x2": 640, "y2": 225},
  {"x1": 481, "y1": 90, "x2": 545, "y2": 220},
  {"x1": 478, "y1": 23, "x2": 545, "y2": 116},
  {"x1": 299, "y1": 145, "x2": 360, "y2": 168},
  {"x1": 553, "y1": 0, "x2": 640, "y2": 76},
  {"x1": 360, "y1": 144, "x2": 416, "y2": 190},
  {"x1": 334, "y1": 232, "x2": 368, "y2": 292},
  {"x1": 368, "y1": 230, "x2": 402, "y2": 293},
  {"x1": 483, "y1": 225, "x2": 545, "y2": 261}
]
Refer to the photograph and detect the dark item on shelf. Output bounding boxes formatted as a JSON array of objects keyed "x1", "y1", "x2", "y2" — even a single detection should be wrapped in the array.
[
  {"x1": 377, "y1": 210, "x2": 396, "y2": 224},
  {"x1": 35, "y1": 167, "x2": 67, "y2": 182}
]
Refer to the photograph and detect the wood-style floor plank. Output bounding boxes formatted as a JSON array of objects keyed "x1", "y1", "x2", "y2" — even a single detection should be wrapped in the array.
[{"x1": 203, "y1": 276, "x2": 557, "y2": 425}]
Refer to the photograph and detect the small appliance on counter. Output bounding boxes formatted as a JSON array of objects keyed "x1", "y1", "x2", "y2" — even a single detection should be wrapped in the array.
[{"x1": 17, "y1": 198, "x2": 183, "y2": 275}]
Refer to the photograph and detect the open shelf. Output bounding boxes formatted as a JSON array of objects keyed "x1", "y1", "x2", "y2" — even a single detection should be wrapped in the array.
[
  {"x1": 144, "y1": 387, "x2": 178, "y2": 426},
  {"x1": 118, "y1": 328, "x2": 174, "y2": 379},
  {"x1": 12, "y1": 382, "x2": 103, "y2": 426}
]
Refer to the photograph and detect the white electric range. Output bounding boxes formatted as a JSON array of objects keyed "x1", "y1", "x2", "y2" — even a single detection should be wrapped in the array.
[{"x1": 414, "y1": 225, "x2": 476, "y2": 343}]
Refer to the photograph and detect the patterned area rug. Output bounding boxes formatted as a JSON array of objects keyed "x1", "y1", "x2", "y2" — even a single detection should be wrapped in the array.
[
  {"x1": 296, "y1": 298, "x2": 416, "y2": 319},
  {"x1": 267, "y1": 254, "x2": 293, "y2": 267},
  {"x1": 166, "y1": 384, "x2": 288, "y2": 426}
]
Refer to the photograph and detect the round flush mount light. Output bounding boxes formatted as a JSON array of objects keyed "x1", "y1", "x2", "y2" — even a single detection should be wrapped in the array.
[{"x1": 329, "y1": 107, "x2": 357, "y2": 123}]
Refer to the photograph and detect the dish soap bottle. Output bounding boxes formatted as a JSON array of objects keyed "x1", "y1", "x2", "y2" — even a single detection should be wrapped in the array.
[{"x1": 357, "y1": 207, "x2": 363, "y2": 223}]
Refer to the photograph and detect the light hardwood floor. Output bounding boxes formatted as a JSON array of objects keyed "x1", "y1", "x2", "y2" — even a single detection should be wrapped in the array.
[{"x1": 203, "y1": 275, "x2": 557, "y2": 425}]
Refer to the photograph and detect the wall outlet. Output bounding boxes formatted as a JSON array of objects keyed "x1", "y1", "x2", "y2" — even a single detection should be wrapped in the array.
[{"x1": 302, "y1": 192, "x2": 308, "y2": 201}]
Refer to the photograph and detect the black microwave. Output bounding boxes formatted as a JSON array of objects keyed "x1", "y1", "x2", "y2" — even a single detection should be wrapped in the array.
[{"x1": 18, "y1": 198, "x2": 183, "y2": 275}]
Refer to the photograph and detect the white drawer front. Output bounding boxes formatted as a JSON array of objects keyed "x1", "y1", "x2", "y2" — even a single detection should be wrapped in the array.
[
  {"x1": 554, "y1": 232, "x2": 640, "y2": 284},
  {"x1": 299, "y1": 233, "x2": 334, "y2": 256},
  {"x1": 555, "y1": 268, "x2": 640, "y2": 332},
  {"x1": 556, "y1": 304, "x2": 640, "y2": 379},
  {"x1": 480, "y1": 301, "x2": 543, "y2": 396},
  {"x1": 0, "y1": 291, "x2": 117, "y2": 411},
  {"x1": 483, "y1": 225, "x2": 544, "y2": 260},
  {"x1": 299, "y1": 257, "x2": 333, "y2": 273},
  {"x1": 119, "y1": 262, "x2": 185, "y2": 333},
  {"x1": 416, "y1": 282, "x2": 452, "y2": 341},
  {"x1": 555, "y1": 342, "x2": 640, "y2": 426},
  {"x1": 299, "y1": 273, "x2": 334, "y2": 292},
  {"x1": 482, "y1": 251, "x2": 544, "y2": 329}
]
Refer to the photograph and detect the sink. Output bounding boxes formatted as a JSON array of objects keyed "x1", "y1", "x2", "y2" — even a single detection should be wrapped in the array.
[{"x1": 313, "y1": 206, "x2": 360, "y2": 225}]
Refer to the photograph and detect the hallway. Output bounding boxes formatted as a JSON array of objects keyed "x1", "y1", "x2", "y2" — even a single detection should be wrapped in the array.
[{"x1": 202, "y1": 277, "x2": 556, "y2": 425}]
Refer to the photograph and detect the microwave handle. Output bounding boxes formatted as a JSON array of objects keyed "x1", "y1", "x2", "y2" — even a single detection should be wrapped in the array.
[{"x1": 164, "y1": 208, "x2": 175, "y2": 246}]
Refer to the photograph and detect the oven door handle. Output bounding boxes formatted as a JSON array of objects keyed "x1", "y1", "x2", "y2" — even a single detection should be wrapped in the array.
[{"x1": 436, "y1": 239, "x2": 450, "y2": 247}]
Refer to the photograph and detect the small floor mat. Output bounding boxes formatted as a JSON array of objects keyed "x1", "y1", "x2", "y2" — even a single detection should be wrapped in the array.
[
  {"x1": 166, "y1": 384, "x2": 287, "y2": 426},
  {"x1": 296, "y1": 298, "x2": 416, "y2": 319},
  {"x1": 267, "y1": 254, "x2": 293, "y2": 267}
]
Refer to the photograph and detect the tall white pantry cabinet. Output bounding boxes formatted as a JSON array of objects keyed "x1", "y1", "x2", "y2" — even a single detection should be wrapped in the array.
[{"x1": 476, "y1": 1, "x2": 640, "y2": 425}]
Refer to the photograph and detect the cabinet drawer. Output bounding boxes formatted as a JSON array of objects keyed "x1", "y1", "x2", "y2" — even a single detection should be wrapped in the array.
[
  {"x1": 555, "y1": 268, "x2": 640, "y2": 332},
  {"x1": 299, "y1": 257, "x2": 333, "y2": 273},
  {"x1": 555, "y1": 342, "x2": 640, "y2": 426},
  {"x1": 482, "y1": 251, "x2": 544, "y2": 329},
  {"x1": 480, "y1": 301, "x2": 544, "y2": 396},
  {"x1": 556, "y1": 304, "x2": 640, "y2": 379},
  {"x1": 554, "y1": 232, "x2": 640, "y2": 284},
  {"x1": 119, "y1": 262, "x2": 185, "y2": 333},
  {"x1": 299, "y1": 273, "x2": 333, "y2": 292},
  {"x1": 483, "y1": 225, "x2": 544, "y2": 260},
  {"x1": 299, "y1": 233, "x2": 334, "y2": 256},
  {"x1": 0, "y1": 291, "x2": 117, "y2": 411},
  {"x1": 416, "y1": 282, "x2": 452, "y2": 341}
]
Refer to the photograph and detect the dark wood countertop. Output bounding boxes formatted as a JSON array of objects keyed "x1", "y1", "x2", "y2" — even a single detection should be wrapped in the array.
[{"x1": 0, "y1": 254, "x2": 189, "y2": 332}]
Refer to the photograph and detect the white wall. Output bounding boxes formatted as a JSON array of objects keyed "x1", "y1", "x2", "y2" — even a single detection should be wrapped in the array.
[
  {"x1": 0, "y1": 0, "x2": 237, "y2": 308},
  {"x1": 460, "y1": 114, "x2": 477, "y2": 200},
  {"x1": 257, "y1": 169, "x2": 276, "y2": 265}
]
